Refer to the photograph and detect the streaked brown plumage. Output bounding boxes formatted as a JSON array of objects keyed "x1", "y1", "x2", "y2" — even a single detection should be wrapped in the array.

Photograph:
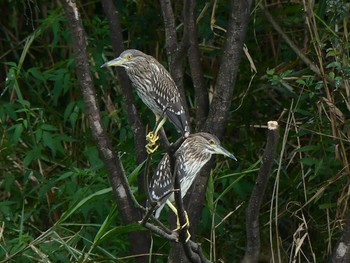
[
  {"x1": 149, "y1": 132, "x2": 237, "y2": 218},
  {"x1": 101, "y1": 49, "x2": 190, "y2": 136}
]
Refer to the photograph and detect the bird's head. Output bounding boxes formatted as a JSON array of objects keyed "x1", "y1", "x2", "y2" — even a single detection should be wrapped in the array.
[
  {"x1": 101, "y1": 49, "x2": 147, "y2": 69},
  {"x1": 191, "y1": 132, "x2": 237, "y2": 161}
]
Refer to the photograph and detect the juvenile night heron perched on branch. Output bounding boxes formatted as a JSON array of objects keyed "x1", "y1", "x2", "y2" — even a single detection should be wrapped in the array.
[
  {"x1": 149, "y1": 132, "x2": 237, "y2": 220},
  {"x1": 101, "y1": 49, "x2": 190, "y2": 153}
]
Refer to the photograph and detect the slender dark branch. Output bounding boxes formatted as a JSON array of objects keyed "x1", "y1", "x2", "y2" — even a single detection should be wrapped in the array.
[
  {"x1": 139, "y1": 132, "x2": 209, "y2": 262},
  {"x1": 143, "y1": 222, "x2": 179, "y2": 241},
  {"x1": 59, "y1": 0, "x2": 138, "y2": 225},
  {"x1": 159, "y1": 0, "x2": 191, "y2": 126},
  {"x1": 159, "y1": 0, "x2": 184, "y2": 88},
  {"x1": 168, "y1": 137, "x2": 210, "y2": 263},
  {"x1": 330, "y1": 212, "x2": 350, "y2": 263},
  {"x1": 203, "y1": 0, "x2": 252, "y2": 137},
  {"x1": 158, "y1": 0, "x2": 178, "y2": 63},
  {"x1": 187, "y1": 0, "x2": 252, "y2": 240},
  {"x1": 258, "y1": 3, "x2": 321, "y2": 78},
  {"x1": 141, "y1": 220, "x2": 211, "y2": 263},
  {"x1": 242, "y1": 121, "x2": 279, "y2": 263},
  {"x1": 183, "y1": 0, "x2": 208, "y2": 128},
  {"x1": 141, "y1": 112, "x2": 172, "y2": 226},
  {"x1": 101, "y1": 0, "x2": 147, "y2": 167},
  {"x1": 60, "y1": 2, "x2": 150, "y2": 262}
]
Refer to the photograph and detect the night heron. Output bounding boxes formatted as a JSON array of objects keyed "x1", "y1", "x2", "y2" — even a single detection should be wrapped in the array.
[
  {"x1": 148, "y1": 132, "x2": 237, "y2": 221},
  {"x1": 101, "y1": 49, "x2": 190, "y2": 153}
]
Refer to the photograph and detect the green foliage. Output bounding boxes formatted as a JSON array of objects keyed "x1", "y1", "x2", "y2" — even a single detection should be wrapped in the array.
[{"x1": 1, "y1": 0, "x2": 349, "y2": 262}]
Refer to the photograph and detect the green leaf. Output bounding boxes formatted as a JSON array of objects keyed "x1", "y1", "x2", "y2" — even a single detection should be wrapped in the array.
[
  {"x1": 97, "y1": 224, "x2": 144, "y2": 245},
  {"x1": 214, "y1": 172, "x2": 247, "y2": 204},
  {"x1": 56, "y1": 187, "x2": 112, "y2": 224},
  {"x1": 294, "y1": 145, "x2": 320, "y2": 153},
  {"x1": 64, "y1": 101, "x2": 75, "y2": 123},
  {"x1": 300, "y1": 157, "x2": 317, "y2": 166},
  {"x1": 11, "y1": 123, "x2": 24, "y2": 145},
  {"x1": 43, "y1": 131, "x2": 56, "y2": 156},
  {"x1": 127, "y1": 160, "x2": 146, "y2": 185},
  {"x1": 41, "y1": 124, "x2": 58, "y2": 131},
  {"x1": 24, "y1": 146, "x2": 43, "y2": 167},
  {"x1": 90, "y1": 205, "x2": 119, "y2": 249},
  {"x1": 266, "y1": 68, "x2": 275, "y2": 75},
  {"x1": 296, "y1": 79, "x2": 306, "y2": 85},
  {"x1": 28, "y1": 67, "x2": 46, "y2": 82},
  {"x1": 206, "y1": 173, "x2": 214, "y2": 213}
]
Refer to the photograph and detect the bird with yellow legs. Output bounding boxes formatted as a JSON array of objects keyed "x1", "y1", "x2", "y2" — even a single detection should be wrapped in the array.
[{"x1": 101, "y1": 49, "x2": 190, "y2": 154}]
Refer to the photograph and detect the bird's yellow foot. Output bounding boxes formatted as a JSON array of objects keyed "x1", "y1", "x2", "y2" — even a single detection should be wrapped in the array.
[
  {"x1": 174, "y1": 210, "x2": 190, "y2": 230},
  {"x1": 173, "y1": 210, "x2": 191, "y2": 242},
  {"x1": 146, "y1": 143, "x2": 159, "y2": 154},
  {"x1": 146, "y1": 131, "x2": 159, "y2": 154},
  {"x1": 146, "y1": 131, "x2": 159, "y2": 144}
]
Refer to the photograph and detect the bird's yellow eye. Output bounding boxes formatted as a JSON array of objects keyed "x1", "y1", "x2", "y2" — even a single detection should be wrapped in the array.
[
  {"x1": 126, "y1": 54, "x2": 132, "y2": 60},
  {"x1": 209, "y1": 139, "x2": 215, "y2": 146}
]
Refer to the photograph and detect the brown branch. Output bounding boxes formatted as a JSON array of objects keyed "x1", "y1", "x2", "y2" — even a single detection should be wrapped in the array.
[
  {"x1": 184, "y1": 0, "x2": 209, "y2": 128},
  {"x1": 59, "y1": 1, "x2": 149, "y2": 262},
  {"x1": 242, "y1": 121, "x2": 279, "y2": 263},
  {"x1": 187, "y1": 0, "x2": 252, "y2": 238},
  {"x1": 100, "y1": 0, "x2": 147, "y2": 169},
  {"x1": 136, "y1": 133, "x2": 210, "y2": 262},
  {"x1": 159, "y1": 0, "x2": 184, "y2": 88},
  {"x1": 330, "y1": 212, "x2": 350, "y2": 263},
  {"x1": 203, "y1": 0, "x2": 252, "y2": 137},
  {"x1": 167, "y1": 135, "x2": 211, "y2": 263},
  {"x1": 159, "y1": 0, "x2": 191, "y2": 127}
]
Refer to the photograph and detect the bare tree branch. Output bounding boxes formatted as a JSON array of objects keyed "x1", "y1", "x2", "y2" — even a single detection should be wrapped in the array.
[
  {"x1": 168, "y1": 136, "x2": 212, "y2": 263},
  {"x1": 159, "y1": 0, "x2": 191, "y2": 127},
  {"x1": 59, "y1": 1, "x2": 149, "y2": 262},
  {"x1": 159, "y1": 0, "x2": 184, "y2": 87},
  {"x1": 186, "y1": 0, "x2": 252, "y2": 238},
  {"x1": 100, "y1": 0, "x2": 147, "y2": 170},
  {"x1": 183, "y1": 0, "x2": 209, "y2": 128},
  {"x1": 203, "y1": 0, "x2": 252, "y2": 137},
  {"x1": 136, "y1": 133, "x2": 211, "y2": 262},
  {"x1": 258, "y1": 3, "x2": 321, "y2": 77},
  {"x1": 242, "y1": 121, "x2": 279, "y2": 263}
]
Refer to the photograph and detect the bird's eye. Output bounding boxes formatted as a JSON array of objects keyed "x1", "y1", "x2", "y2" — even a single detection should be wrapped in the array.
[
  {"x1": 209, "y1": 139, "x2": 215, "y2": 146},
  {"x1": 126, "y1": 54, "x2": 132, "y2": 59}
]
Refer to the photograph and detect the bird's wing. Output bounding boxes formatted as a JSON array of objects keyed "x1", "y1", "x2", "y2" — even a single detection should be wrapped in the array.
[
  {"x1": 175, "y1": 154, "x2": 191, "y2": 198},
  {"x1": 148, "y1": 60, "x2": 190, "y2": 135},
  {"x1": 165, "y1": 102, "x2": 189, "y2": 135},
  {"x1": 149, "y1": 154, "x2": 174, "y2": 203}
]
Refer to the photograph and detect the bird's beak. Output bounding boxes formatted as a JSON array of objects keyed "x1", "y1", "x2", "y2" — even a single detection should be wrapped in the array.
[
  {"x1": 215, "y1": 145, "x2": 237, "y2": 161},
  {"x1": 101, "y1": 56, "x2": 127, "y2": 68}
]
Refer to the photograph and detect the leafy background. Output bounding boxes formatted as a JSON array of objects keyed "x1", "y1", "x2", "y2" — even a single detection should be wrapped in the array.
[{"x1": 1, "y1": 0, "x2": 349, "y2": 262}]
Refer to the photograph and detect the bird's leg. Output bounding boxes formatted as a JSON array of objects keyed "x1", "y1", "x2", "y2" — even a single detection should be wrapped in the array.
[
  {"x1": 166, "y1": 200, "x2": 191, "y2": 242},
  {"x1": 146, "y1": 116, "x2": 166, "y2": 154}
]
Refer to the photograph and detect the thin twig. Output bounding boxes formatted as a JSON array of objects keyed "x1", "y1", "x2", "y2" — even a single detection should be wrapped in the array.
[{"x1": 259, "y1": 2, "x2": 336, "y2": 88}]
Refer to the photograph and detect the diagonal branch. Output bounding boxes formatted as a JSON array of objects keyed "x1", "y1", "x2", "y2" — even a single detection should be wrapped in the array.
[
  {"x1": 203, "y1": 0, "x2": 252, "y2": 137},
  {"x1": 187, "y1": 0, "x2": 252, "y2": 238},
  {"x1": 159, "y1": 0, "x2": 191, "y2": 127},
  {"x1": 60, "y1": 1, "x2": 149, "y2": 262},
  {"x1": 242, "y1": 121, "x2": 279, "y2": 263},
  {"x1": 183, "y1": 0, "x2": 208, "y2": 128},
  {"x1": 258, "y1": 3, "x2": 321, "y2": 77},
  {"x1": 168, "y1": 137, "x2": 211, "y2": 263},
  {"x1": 101, "y1": 0, "x2": 147, "y2": 167}
]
